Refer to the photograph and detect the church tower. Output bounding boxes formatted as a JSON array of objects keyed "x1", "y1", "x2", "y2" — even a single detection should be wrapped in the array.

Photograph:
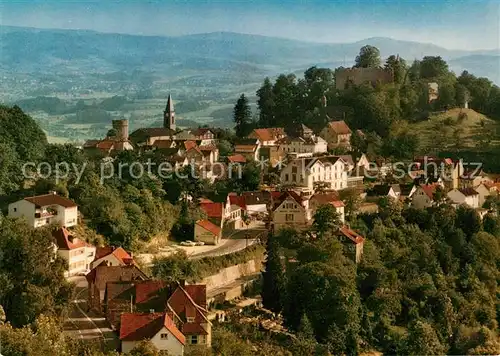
[{"x1": 163, "y1": 94, "x2": 175, "y2": 131}]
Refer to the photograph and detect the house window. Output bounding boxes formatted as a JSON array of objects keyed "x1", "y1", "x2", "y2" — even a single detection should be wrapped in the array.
[
  {"x1": 292, "y1": 174, "x2": 297, "y2": 182},
  {"x1": 189, "y1": 335, "x2": 198, "y2": 344},
  {"x1": 285, "y1": 214, "x2": 294, "y2": 221},
  {"x1": 187, "y1": 316, "x2": 195, "y2": 322},
  {"x1": 160, "y1": 333, "x2": 169, "y2": 340},
  {"x1": 285, "y1": 174, "x2": 289, "y2": 181},
  {"x1": 13, "y1": 208, "x2": 17, "y2": 212}
]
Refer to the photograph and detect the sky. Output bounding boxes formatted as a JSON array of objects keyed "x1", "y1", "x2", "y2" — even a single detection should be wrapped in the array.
[{"x1": 1, "y1": 0, "x2": 499, "y2": 50}]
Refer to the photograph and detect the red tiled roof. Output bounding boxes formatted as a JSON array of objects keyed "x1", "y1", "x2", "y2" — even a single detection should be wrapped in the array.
[
  {"x1": 152, "y1": 140, "x2": 175, "y2": 149},
  {"x1": 196, "y1": 219, "x2": 221, "y2": 237},
  {"x1": 183, "y1": 285, "x2": 207, "y2": 310},
  {"x1": 199, "y1": 145, "x2": 217, "y2": 152},
  {"x1": 459, "y1": 187, "x2": 479, "y2": 196},
  {"x1": 96, "y1": 140, "x2": 115, "y2": 150},
  {"x1": 24, "y1": 193, "x2": 77, "y2": 208},
  {"x1": 52, "y1": 227, "x2": 89, "y2": 250},
  {"x1": 331, "y1": 200, "x2": 345, "y2": 208},
  {"x1": 119, "y1": 313, "x2": 185, "y2": 345},
  {"x1": 86, "y1": 265, "x2": 148, "y2": 290},
  {"x1": 200, "y1": 202, "x2": 224, "y2": 218},
  {"x1": 183, "y1": 140, "x2": 197, "y2": 150},
  {"x1": 234, "y1": 144, "x2": 257, "y2": 153},
  {"x1": 420, "y1": 183, "x2": 440, "y2": 199},
  {"x1": 309, "y1": 192, "x2": 340, "y2": 205},
  {"x1": 228, "y1": 154, "x2": 247, "y2": 163},
  {"x1": 135, "y1": 280, "x2": 169, "y2": 305},
  {"x1": 199, "y1": 198, "x2": 214, "y2": 204},
  {"x1": 94, "y1": 246, "x2": 132, "y2": 265},
  {"x1": 273, "y1": 191, "x2": 304, "y2": 211},
  {"x1": 182, "y1": 322, "x2": 208, "y2": 335},
  {"x1": 191, "y1": 128, "x2": 213, "y2": 137},
  {"x1": 229, "y1": 195, "x2": 247, "y2": 210},
  {"x1": 339, "y1": 226, "x2": 364, "y2": 244},
  {"x1": 328, "y1": 121, "x2": 351, "y2": 135},
  {"x1": 251, "y1": 128, "x2": 285, "y2": 142}
]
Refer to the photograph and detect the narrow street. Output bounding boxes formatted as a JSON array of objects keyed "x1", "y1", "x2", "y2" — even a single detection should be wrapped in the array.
[
  {"x1": 63, "y1": 276, "x2": 119, "y2": 352},
  {"x1": 190, "y1": 227, "x2": 266, "y2": 259}
]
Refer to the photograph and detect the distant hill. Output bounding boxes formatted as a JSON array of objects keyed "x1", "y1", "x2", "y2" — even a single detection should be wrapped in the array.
[{"x1": 1, "y1": 26, "x2": 498, "y2": 83}]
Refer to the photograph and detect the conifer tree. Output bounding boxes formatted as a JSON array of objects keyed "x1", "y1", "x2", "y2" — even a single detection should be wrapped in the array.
[
  {"x1": 233, "y1": 94, "x2": 252, "y2": 137},
  {"x1": 261, "y1": 234, "x2": 285, "y2": 314}
]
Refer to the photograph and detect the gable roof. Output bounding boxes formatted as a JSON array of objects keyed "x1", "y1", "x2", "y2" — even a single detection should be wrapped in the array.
[
  {"x1": 52, "y1": 227, "x2": 89, "y2": 250},
  {"x1": 94, "y1": 246, "x2": 133, "y2": 265},
  {"x1": 86, "y1": 265, "x2": 148, "y2": 290},
  {"x1": 228, "y1": 154, "x2": 247, "y2": 163},
  {"x1": 339, "y1": 155, "x2": 354, "y2": 167},
  {"x1": 183, "y1": 285, "x2": 207, "y2": 310},
  {"x1": 135, "y1": 280, "x2": 170, "y2": 305},
  {"x1": 196, "y1": 219, "x2": 221, "y2": 236},
  {"x1": 105, "y1": 281, "x2": 135, "y2": 304},
  {"x1": 130, "y1": 128, "x2": 175, "y2": 139},
  {"x1": 152, "y1": 140, "x2": 175, "y2": 149},
  {"x1": 274, "y1": 191, "x2": 304, "y2": 211},
  {"x1": 326, "y1": 120, "x2": 351, "y2": 135},
  {"x1": 200, "y1": 202, "x2": 224, "y2": 218},
  {"x1": 459, "y1": 187, "x2": 479, "y2": 196},
  {"x1": 242, "y1": 191, "x2": 272, "y2": 206},
  {"x1": 191, "y1": 128, "x2": 214, "y2": 137},
  {"x1": 119, "y1": 312, "x2": 185, "y2": 345},
  {"x1": 229, "y1": 194, "x2": 247, "y2": 210},
  {"x1": 234, "y1": 144, "x2": 258, "y2": 153},
  {"x1": 168, "y1": 285, "x2": 209, "y2": 322},
  {"x1": 419, "y1": 183, "x2": 440, "y2": 199},
  {"x1": 338, "y1": 227, "x2": 365, "y2": 244},
  {"x1": 24, "y1": 193, "x2": 77, "y2": 208},
  {"x1": 250, "y1": 128, "x2": 285, "y2": 142},
  {"x1": 309, "y1": 192, "x2": 340, "y2": 205}
]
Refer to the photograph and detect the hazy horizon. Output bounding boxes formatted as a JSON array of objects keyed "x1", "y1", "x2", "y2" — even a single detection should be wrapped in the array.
[{"x1": 1, "y1": 0, "x2": 499, "y2": 51}]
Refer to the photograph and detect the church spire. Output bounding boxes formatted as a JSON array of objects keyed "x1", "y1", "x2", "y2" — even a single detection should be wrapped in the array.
[{"x1": 163, "y1": 94, "x2": 176, "y2": 131}]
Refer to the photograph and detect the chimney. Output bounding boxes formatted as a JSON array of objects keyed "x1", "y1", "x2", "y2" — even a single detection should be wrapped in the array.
[{"x1": 179, "y1": 279, "x2": 186, "y2": 287}]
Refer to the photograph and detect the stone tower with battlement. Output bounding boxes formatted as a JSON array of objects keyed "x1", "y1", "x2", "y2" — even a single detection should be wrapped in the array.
[{"x1": 163, "y1": 94, "x2": 175, "y2": 131}]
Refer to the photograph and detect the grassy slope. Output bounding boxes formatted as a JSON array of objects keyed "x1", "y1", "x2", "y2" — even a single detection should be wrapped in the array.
[{"x1": 411, "y1": 108, "x2": 500, "y2": 154}]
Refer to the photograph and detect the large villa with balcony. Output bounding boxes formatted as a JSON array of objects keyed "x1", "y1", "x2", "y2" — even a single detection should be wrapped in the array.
[{"x1": 8, "y1": 192, "x2": 78, "y2": 228}]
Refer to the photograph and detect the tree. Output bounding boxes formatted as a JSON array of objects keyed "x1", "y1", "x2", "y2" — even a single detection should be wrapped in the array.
[
  {"x1": 482, "y1": 213, "x2": 500, "y2": 236},
  {"x1": 311, "y1": 204, "x2": 342, "y2": 239},
  {"x1": 257, "y1": 77, "x2": 275, "y2": 127},
  {"x1": 385, "y1": 55, "x2": 407, "y2": 84},
  {"x1": 355, "y1": 45, "x2": 381, "y2": 68},
  {"x1": 339, "y1": 188, "x2": 362, "y2": 220},
  {"x1": 291, "y1": 314, "x2": 317, "y2": 356},
  {"x1": 217, "y1": 139, "x2": 232, "y2": 156},
  {"x1": 405, "y1": 320, "x2": 446, "y2": 355},
  {"x1": 128, "y1": 340, "x2": 160, "y2": 356},
  {"x1": 0, "y1": 220, "x2": 71, "y2": 327},
  {"x1": 233, "y1": 94, "x2": 252, "y2": 137},
  {"x1": 261, "y1": 235, "x2": 286, "y2": 314},
  {"x1": 419, "y1": 56, "x2": 449, "y2": 79},
  {"x1": 455, "y1": 205, "x2": 481, "y2": 238}
]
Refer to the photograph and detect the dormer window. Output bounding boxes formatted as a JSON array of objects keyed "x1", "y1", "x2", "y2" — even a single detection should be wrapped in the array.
[{"x1": 187, "y1": 316, "x2": 195, "y2": 322}]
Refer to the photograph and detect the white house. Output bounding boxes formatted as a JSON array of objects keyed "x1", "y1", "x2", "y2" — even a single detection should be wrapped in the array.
[
  {"x1": 120, "y1": 313, "x2": 185, "y2": 355},
  {"x1": 194, "y1": 220, "x2": 222, "y2": 245},
  {"x1": 474, "y1": 183, "x2": 493, "y2": 207},
  {"x1": 411, "y1": 184, "x2": 439, "y2": 209},
  {"x1": 280, "y1": 156, "x2": 348, "y2": 191},
  {"x1": 272, "y1": 191, "x2": 311, "y2": 231},
  {"x1": 277, "y1": 135, "x2": 328, "y2": 155},
  {"x1": 8, "y1": 192, "x2": 78, "y2": 228},
  {"x1": 53, "y1": 227, "x2": 96, "y2": 276},
  {"x1": 447, "y1": 188, "x2": 480, "y2": 208}
]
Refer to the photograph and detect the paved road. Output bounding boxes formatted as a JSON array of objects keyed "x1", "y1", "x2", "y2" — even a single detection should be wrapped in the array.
[
  {"x1": 63, "y1": 277, "x2": 119, "y2": 352},
  {"x1": 191, "y1": 228, "x2": 266, "y2": 259}
]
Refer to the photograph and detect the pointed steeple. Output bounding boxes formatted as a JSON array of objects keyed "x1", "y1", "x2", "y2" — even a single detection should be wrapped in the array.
[
  {"x1": 165, "y1": 94, "x2": 174, "y2": 113},
  {"x1": 163, "y1": 94, "x2": 176, "y2": 131}
]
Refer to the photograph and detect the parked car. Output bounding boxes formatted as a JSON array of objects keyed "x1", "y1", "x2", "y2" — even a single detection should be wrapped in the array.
[
  {"x1": 75, "y1": 270, "x2": 90, "y2": 276},
  {"x1": 195, "y1": 241, "x2": 205, "y2": 246},
  {"x1": 180, "y1": 240, "x2": 196, "y2": 247}
]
